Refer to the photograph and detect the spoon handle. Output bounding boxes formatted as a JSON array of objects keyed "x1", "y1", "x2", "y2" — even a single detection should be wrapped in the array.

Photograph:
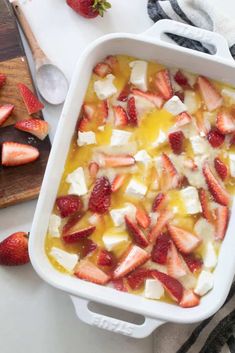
[{"x1": 12, "y1": 0, "x2": 47, "y2": 65}]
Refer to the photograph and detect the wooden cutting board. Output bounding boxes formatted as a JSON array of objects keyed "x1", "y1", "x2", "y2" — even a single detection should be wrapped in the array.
[{"x1": 0, "y1": 0, "x2": 51, "y2": 208}]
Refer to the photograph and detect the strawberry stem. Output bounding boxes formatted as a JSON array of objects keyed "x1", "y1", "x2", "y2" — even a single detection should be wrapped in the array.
[{"x1": 92, "y1": 0, "x2": 111, "y2": 17}]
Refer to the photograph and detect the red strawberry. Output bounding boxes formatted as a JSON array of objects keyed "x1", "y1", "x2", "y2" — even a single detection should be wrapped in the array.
[
  {"x1": 0, "y1": 232, "x2": 29, "y2": 266},
  {"x1": 112, "y1": 278, "x2": 127, "y2": 292},
  {"x1": 89, "y1": 161, "x2": 99, "y2": 179},
  {"x1": 98, "y1": 153, "x2": 135, "y2": 168},
  {"x1": 98, "y1": 99, "x2": 109, "y2": 120},
  {"x1": 118, "y1": 84, "x2": 131, "y2": 102},
  {"x1": 2, "y1": 142, "x2": 39, "y2": 166},
  {"x1": 125, "y1": 216, "x2": 149, "y2": 248},
  {"x1": 111, "y1": 174, "x2": 126, "y2": 192},
  {"x1": 151, "y1": 232, "x2": 171, "y2": 264},
  {"x1": 88, "y1": 176, "x2": 112, "y2": 213},
  {"x1": 83, "y1": 103, "x2": 95, "y2": 119},
  {"x1": 199, "y1": 188, "x2": 213, "y2": 223},
  {"x1": 167, "y1": 242, "x2": 187, "y2": 278},
  {"x1": 104, "y1": 56, "x2": 118, "y2": 69},
  {"x1": 15, "y1": 118, "x2": 49, "y2": 140},
  {"x1": 113, "y1": 106, "x2": 128, "y2": 127},
  {"x1": 63, "y1": 226, "x2": 96, "y2": 243},
  {"x1": 126, "y1": 268, "x2": 151, "y2": 290},
  {"x1": 56, "y1": 195, "x2": 82, "y2": 218},
  {"x1": 181, "y1": 253, "x2": 203, "y2": 273},
  {"x1": 215, "y1": 205, "x2": 229, "y2": 240},
  {"x1": 174, "y1": 70, "x2": 189, "y2": 88},
  {"x1": 75, "y1": 259, "x2": 110, "y2": 284},
  {"x1": 197, "y1": 76, "x2": 222, "y2": 111},
  {"x1": 78, "y1": 115, "x2": 90, "y2": 132},
  {"x1": 180, "y1": 289, "x2": 200, "y2": 308},
  {"x1": 113, "y1": 245, "x2": 150, "y2": 279},
  {"x1": 167, "y1": 224, "x2": 201, "y2": 254},
  {"x1": 216, "y1": 111, "x2": 235, "y2": 134},
  {"x1": 0, "y1": 73, "x2": 6, "y2": 88},
  {"x1": 207, "y1": 128, "x2": 225, "y2": 148},
  {"x1": 152, "y1": 192, "x2": 167, "y2": 212},
  {"x1": 148, "y1": 209, "x2": 173, "y2": 243},
  {"x1": 214, "y1": 157, "x2": 228, "y2": 181},
  {"x1": 66, "y1": 0, "x2": 111, "y2": 18},
  {"x1": 18, "y1": 83, "x2": 44, "y2": 114},
  {"x1": 82, "y1": 239, "x2": 97, "y2": 257},
  {"x1": 161, "y1": 153, "x2": 180, "y2": 190},
  {"x1": 203, "y1": 162, "x2": 230, "y2": 206},
  {"x1": 0, "y1": 104, "x2": 14, "y2": 127},
  {"x1": 127, "y1": 96, "x2": 138, "y2": 125},
  {"x1": 136, "y1": 208, "x2": 150, "y2": 229},
  {"x1": 93, "y1": 62, "x2": 112, "y2": 78},
  {"x1": 151, "y1": 270, "x2": 183, "y2": 302},
  {"x1": 131, "y1": 89, "x2": 163, "y2": 108},
  {"x1": 97, "y1": 249, "x2": 113, "y2": 266},
  {"x1": 230, "y1": 134, "x2": 235, "y2": 146},
  {"x1": 155, "y1": 69, "x2": 173, "y2": 100},
  {"x1": 168, "y1": 131, "x2": 184, "y2": 154},
  {"x1": 175, "y1": 111, "x2": 192, "y2": 127},
  {"x1": 175, "y1": 91, "x2": 185, "y2": 102},
  {"x1": 62, "y1": 214, "x2": 83, "y2": 235}
]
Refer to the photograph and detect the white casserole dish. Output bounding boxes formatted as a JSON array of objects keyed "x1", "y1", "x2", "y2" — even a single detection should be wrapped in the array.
[{"x1": 29, "y1": 20, "x2": 235, "y2": 339}]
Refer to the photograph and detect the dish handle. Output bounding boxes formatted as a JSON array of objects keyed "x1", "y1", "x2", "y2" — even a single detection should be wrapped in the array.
[
  {"x1": 70, "y1": 296, "x2": 164, "y2": 338},
  {"x1": 142, "y1": 19, "x2": 233, "y2": 62}
]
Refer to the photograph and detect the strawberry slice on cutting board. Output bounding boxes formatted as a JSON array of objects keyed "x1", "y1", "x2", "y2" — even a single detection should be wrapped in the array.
[
  {"x1": 151, "y1": 270, "x2": 183, "y2": 303},
  {"x1": 197, "y1": 76, "x2": 222, "y2": 111},
  {"x1": 15, "y1": 118, "x2": 49, "y2": 140},
  {"x1": 1, "y1": 142, "x2": 39, "y2": 166},
  {"x1": 75, "y1": 258, "x2": 110, "y2": 285},
  {"x1": 18, "y1": 83, "x2": 44, "y2": 114},
  {"x1": 0, "y1": 104, "x2": 14, "y2": 127}
]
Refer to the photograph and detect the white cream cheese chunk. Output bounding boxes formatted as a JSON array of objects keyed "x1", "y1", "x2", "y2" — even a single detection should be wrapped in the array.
[
  {"x1": 129, "y1": 60, "x2": 148, "y2": 92},
  {"x1": 152, "y1": 130, "x2": 167, "y2": 148},
  {"x1": 180, "y1": 186, "x2": 202, "y2": 214},
  {"x1": 102, "y1": 229, "x2": 129, "y2": 251},
  {"x1": 110, "y1": 203, "x2": 136, "y2": 226},
  {"x1": 194, "y1": 270, "x2": 214, "y2": 296},
  {"x1": 50, "y1": 247, "x2": 79, "y2": 272},
  {"x1": 163, "y1": 96, "x2": 187, "y2": 115},
  {"x1": 48, "y1": 214, "x2": 61, "y2": 238},
  {"x1": 144, "y1": 279, "x2": 164, "y2": 299},
  {"x1": 134, "y1": 150, "x2": 152, "y2": 166},
  {"x1": 221, "y1": 87, "x2": 235, "y2": 103},
  {"x1": 204, "y1": 242, "x2": 217, "y2": 269},
  {"x1": 94, "y1": 74, "x2": 117, "y2": 100},
  {"x1": 66, "y1": 167, "x2": 88, "y2": 196},
  {"x1": 190, "y1": 136, "x2": 209, "y2": 155},
  {"x1": 184, "y1": 90, "x2": 200, "y2": 114},
  {"x1": 110, "y1": 129, "x2": 132, "y2": 146},
  {"x1": 125, "y1": 178, "x2": 147, "y2": 199},
  {"x1": 229, "y1": 153, "x2": 235, "y2": 177},
  {"x1": 77, "y1": 131, "x2": 96, "y2": 146}
]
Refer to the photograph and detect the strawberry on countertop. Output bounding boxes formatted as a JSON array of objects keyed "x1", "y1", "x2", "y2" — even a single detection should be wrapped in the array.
[
  {"x1": 88, "y1": 176, "x2": 112, "y2": 214},
  {"x1": 0, "y1": 232, "x2": 29, "y2": 266},
  {"x1": 197, "y1": 76, "x2": 222, "y2": 111},
  {"x1": 15, "y1": 118, "x2": 49, "y2": 140},
  {"x1": 66, "y1": 0, "x2": 111, "y2": 18},
  {"x1": 56, "y1": 195, "x2": 82, "y2": 218},
  {"x1": 0, "y1": 104, "x2": 14, "y2": 127},
  {"x1": 18, "y1": 83, "x2": 44, "y2": 115},
  {"x1": 2, "y1": 142, "x2": 39, "y2": 167}
]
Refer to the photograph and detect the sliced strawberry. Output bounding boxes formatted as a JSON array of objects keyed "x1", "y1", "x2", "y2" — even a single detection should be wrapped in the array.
[
  {"x1": 0, "y1": 104, "x2": 14, "y2": 127},
  {"x1": 195, "y1": 113, "x2": 210, "y2": 136},
  {"x1": 199, "y1": 188, "x2": 213, "y2": 223},
  {"x1": 151, "y1": 270, "x2": 183, "y2": 302},
  {"x1": 56, "y1": 195, "x2": 82, "y2": 218},
  {"x1": 168, "y1": 131, "x2": 184, "y2": 155},
  {"x1": 216, "y1": 111, "x2": 235, "y2": 134},
  {"x1": 111, "y1": 174, "x2": 126, "y2": 192},
  {"x1": 230, "y1": 134, "x2": 235, "y2": 146},
  {"x1": 62, "y1": 214, "x2": 83, "y2": 235},
  {"x1": 93, "y1": 62, "x2": 112, "y2": 78},
  {"x1": 126, "y1": 268, "x2": 151, "y2": 290},
  {"x1": 112, "y1": 278, "x2": 128, "y2": 292},
  {"x1": 83, "y1": 103, "x2": 95, "y2": 119},
  {"x1": 125, "y1": 216, "x2": 149, "y2": 248},
  {"x1": 207, "y1": 128, "x2": 225, "y2": 148},
  {"x1": 180, "y1": 289, "x2": 200, "y2": 308},
  {"x1": 15, "y1": 118, "x2": 49, "y2": 140},
  {"x1": 104, "y1": 55, "x2": 118, "y2": 69},
  {"x1": 203, "y1": 162, "x2": 230, "y2": 206},
  {"x1": 0, "y1": 73, "x2": 6, "y2": 88},
  {"x1": 152, "y1": 192, "x2": 167, "y2": 212},
  {"x1": 161, "y1": 153, "x2": 180, "y2": 190},
  {"x1": 113, "y1": 245, "x2": 150, "y2": 279},
  {"x1": 175, "y1": 112, "x2": 192, "y2": 127},
  {"x1": 113, "y1": 105, "x2": 128, "y2": 127},
  {"x1": 82, "y1": 239, "x2": 97, "y2": 257},
  {"x1": 151, "y1": 232, "x2": 171, "y2": 264},
  {"x1": 127, "y1": 96, "x2": 138, "y2": 125},
  {"x1": 88, "y1": 176, "x2": 112, "y2": 214},
  {"x1": 197, "y1": 76, "x2": 222, "y2": 111},
  {"x1": 98, "y1": 153, "x2": 135, "y2": 168},
  {"x1": 75, "y1": 258, "x2": 110, "y2": 285},
  {"x1": 97, "y1": 249, "x2": 113, "y2": 266},
  {"x1": 214, "y1": 157, "x2": 228, "y2": 181},
  {"x1": 77, "y1": 115, "x2": 90, "y2": 132},
  {"x1": 63, "y1": 226, "x2": 96, "y2": 243},
  {"x1": 215, "y1": 205, "x2": 229, "y2": 240},
  {"x1": 167, "y1": 241, "x2": 187, "y2": 278},
  {"x1": 174, "y1": 70, "x2": 189, "y2": 88},
  {"x1": 131, "y1": 88, "x2": 163, "y2": 108},
  {"x1": 148, "y1": 209, "x2": 173, "y2": 243},
  {"x1": 18, "y1": 83, "x2": 44, "y2": 114},
  {"x1": 98, "y1": 99, "x2": 109, "y2": 121},
  {"x1": 89, "y1": 161, "x2": 99, "y2": 179},
  {"x1": 175, "y1": 90, "x2": 185, "y2": 102},
  {"x1": 181, "y1": 253, "x2": 203, "y2": 273},
  {"x1": 167, "y1": 224, "x2": 201, "y2": 254},
  {"x1": 155, "y1": 69, "x2": 173, "y2": 100},
  {"x1": 136, "y1": 208, "x2": 150, "y2": 229},
  {"x1": 118, "y1": 83, "x2": 131, "y2": 102},
  {"x1": 1, "y1": 142, "x2": 39, "y2": 166}
]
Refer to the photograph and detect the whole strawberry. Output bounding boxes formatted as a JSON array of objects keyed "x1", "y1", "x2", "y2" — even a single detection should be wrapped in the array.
[
  {"x1": 66, "y1": 0, "x2": 111, "y2": 18},
  {"x1": 0, "y1": 232, "x2": 29, "y2": 266}
]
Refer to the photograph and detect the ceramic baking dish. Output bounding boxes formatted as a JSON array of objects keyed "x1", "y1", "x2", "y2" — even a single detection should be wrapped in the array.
[{"x1": 29, "y1": 20, "x2": 235, "y2": 338}]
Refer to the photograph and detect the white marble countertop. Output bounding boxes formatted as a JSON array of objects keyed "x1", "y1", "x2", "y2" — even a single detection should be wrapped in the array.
[{"x1": 0, "y1": 0, "x2": 235, "y2": 352}]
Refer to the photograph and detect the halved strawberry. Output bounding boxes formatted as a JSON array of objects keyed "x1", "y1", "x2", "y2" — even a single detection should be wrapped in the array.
[
  {"x1": 118, "y1": 84, "x2": 131, "y2": 102},
  {"x1": 82, "y1": 239, "x2": 97, "y2": 257},
  {"x1": 56, "y1": 195, "x2": 82, "y2": 218},
  {"x1": 151, "y1": 232, "x2": 171, "y2": 264},
  {"x1": 18, "y1": 83, "x2": 44, "y2": 114},
  {"x1": 0, "y1": 73, "x2": 6, "y2": 88},
  {"x1": 93, "y1": 62, "x2": 112, "y2": 78},
  {"x1": 113, "y1": 106, "x2": 128, "y2": 127},
  {"x1": 62, "y1": 214, "x2": 83, "y2": 235},
  {"x1": 126, "y1": 268, "x2": 151, "y2": 290},
  {"x1": 75, "y1": 258, "x2": 110, "y2": 285},
  {"x1": 131, "y1": 88, "x2": 163, "y2": 108},
  {"x1": 214, "y1": 157, "x2": 228, "y2": 181},
  {"x1": 15, "y1": 118, "x2": 49, "y2": 140},
  {"x1": 113, "y1": 245, "x2": 150, "y2": 279},
  {"x1": 148, "y1": 209, "x2": 173, "y2": 243},
  {"x1": 181, "y1": 253, "x2": 203, "y2": 273},
  {"x1": 152, "y1": 192, "x2": 167, "y2": 212},
  {"x1": 216, "y1": 111, "x2": 235, "y2": 134},
  {"x1": 1, "y1": 142, "x2": 39, "y2": 166},
  {"x1": 127, "y1": 96, "x2": 138, "y2": 125},
  {"x1": 97, "y1": 249, "x2": 113, "y2": 266},
  {"x1": 112, "y1": 278, "x2": 128, "y2": 292},
  {"x1": 77, "y1": 115, "x2": 90, "y2": 132},
  {"x1": 207, "y1": 128, "x2": 225, "y2": 148},
  {"x1": 125, "y1": 216, "x2": 149, "y2": 248},
  {"x1": 215, "y1": 205, "x2": 229, "y2": 240},
  {"x1": 168, "y1": 131, "x2": 185, "y2": 155},
  {"x1": 161, "y1": 153, "x2": 180, "y2": 190},
  {"x1": 0, "y1": 104, "x2": 14, "y2": 127},
  {"x1": 63, "y1": 226, "x2": 96, "y2": 243},
  {"x1": 155, "y1": 69, "x2": 173, "y2": 100},
  {"x1": 167, "y1": 241, "x2": 187, "y2": 278},
  {"x1": 203, "y1": 162, "x2": 230, "y2": 206},
  {"x1": 151, "y1": 270, "x2": 183, "y2": 302},
  {"x1": 199, "y1": 188, "x2": 214, "y2": 223},
  {"x1": 167, "y1": 224, "x2": 201, "y2": 254},
  {"x1": 180, "y1": 289, "x2": 200, "y2": 308},
  {"x1": 174, "y1": 70, "x2": 189, "y2": 88},
  {"x1": 136, "y1": 208, "x2": 150, "y2": 229},
  {"x1": 88, "y1": 176, "x2": 112, "y2": 214},
  {"x1": 197, "y1": 76, "x2": 222, "y2": 111},
  {"x1": 0, "y1": 232, "x2": 29, "y2": 266},
  {"x1": 98, "y1": 153, "x2": 135, "y2": 168},
  {"x1": 88, "y1": 161, "x2": 100, "y2": 179},
  {"x1": 111, "y1": 174, "x2": 126, "y2": 192},
  {"x1": 175, "y1": 112, "x2": 192, "y2": 127}
]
